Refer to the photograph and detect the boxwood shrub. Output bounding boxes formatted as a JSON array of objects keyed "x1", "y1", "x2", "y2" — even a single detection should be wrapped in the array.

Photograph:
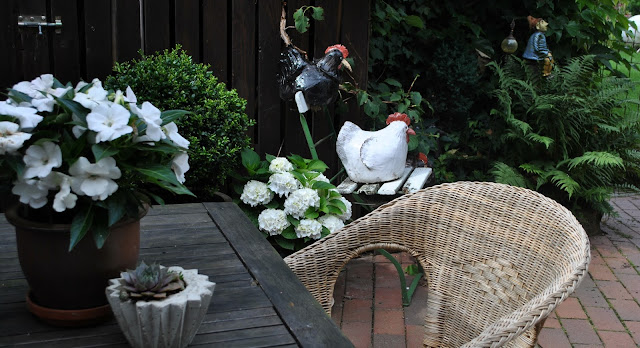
[{"x1": 105, "y1": 46, "x2": 255, "y2": 201}]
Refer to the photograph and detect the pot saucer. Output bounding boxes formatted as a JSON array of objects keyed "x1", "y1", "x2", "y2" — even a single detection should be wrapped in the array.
[{"x1": 26, "y1": 292, "x2": 113, "y2": 327}]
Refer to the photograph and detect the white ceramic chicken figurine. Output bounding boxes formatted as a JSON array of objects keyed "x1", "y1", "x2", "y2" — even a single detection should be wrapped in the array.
[{"x1": 336, "y1": 113, "x2": 416, "y2": 183}]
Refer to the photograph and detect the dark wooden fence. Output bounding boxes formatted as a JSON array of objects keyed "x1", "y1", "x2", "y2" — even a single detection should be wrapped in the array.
[{"x1": 0, "y1": 0, "x2": 369, "y2": 176}]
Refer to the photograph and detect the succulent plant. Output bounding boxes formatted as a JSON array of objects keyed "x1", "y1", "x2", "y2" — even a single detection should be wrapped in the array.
[{"x1": 119, "y1": 261, "x2": 185, "y2": 301}]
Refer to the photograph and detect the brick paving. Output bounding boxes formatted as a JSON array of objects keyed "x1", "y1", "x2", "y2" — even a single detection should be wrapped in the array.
[{"x1": 332, "y1": 194, "x2": 640, "y2": 347}]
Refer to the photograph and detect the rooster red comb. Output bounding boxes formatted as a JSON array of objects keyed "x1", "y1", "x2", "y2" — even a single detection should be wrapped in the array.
[
  {"x1": 325, "y1": 44, "x2": 349, "y2": 58},
  {"x1": 386, "y1": 112, "x2": 411, "y2": 126}
]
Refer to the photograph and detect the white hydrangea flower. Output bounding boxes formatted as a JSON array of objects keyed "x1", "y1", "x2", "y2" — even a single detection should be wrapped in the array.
[
  {"x1": 73, "y1": 79, "x2": 108, "y2": 109},
  {"x1": 240, "y1": 180, "x2": 274, "y2": 207},
  {"x1": 318, "y1": 214, "x2": 345, "y2": 234},
  {"x1": 258, "y1": 209, "x2": 290, "y2": 236},
  {"x1": 171, "y1": 152, "x2": 190, "y2": 184},
  {"x1": 336, "y1": 196, "x2": 352, "y2": 221},
  {"x1": 0, "y1": 101, "x2": 43, "y2": 130},
  {"x1": 268, "y1": 172, "x2": 300, "y2": 197},
  {"x1": 11, "y1": 178, "x2": 49, "y2": 209},
  {"x1": 69, "y1": 156, "x2": 121, "y2": 201},
  {"x1": 295, "y1": 219, "x2": 323, "y2": 240},
  {"x1": 23, "y1": 141, "x2": 63, "y2": 179},
  {"x1": 86, "y1": 102, "x2": 133, "y2": 142},
  {"x1": 0, "y1": 121, "x2": 31, "y2": 154},
  {"x1": 269, "y1": 157, "x2": 293, "y2": 173},
  {"x1": 284, "y1": 188, "x2": 320, "y2": 219},
  {"x1": 41, "y1": 172, "x2": 77, "y2": 212}
]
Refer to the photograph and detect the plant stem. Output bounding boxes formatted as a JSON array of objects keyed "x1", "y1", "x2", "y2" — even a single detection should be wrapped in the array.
[{"x1": 299, "y1": 113, "x2": 318, "y2": 160}]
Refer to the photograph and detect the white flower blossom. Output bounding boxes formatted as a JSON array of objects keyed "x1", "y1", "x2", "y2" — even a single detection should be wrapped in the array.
[
  {"x1": 41, "y1": 172, "x2": 77, "y2": 212},
  {"x1": 171, "y1": 152, "x2": 190, "y2": 183},
  {"x1": 86, "y1": 102, "x2": 133, "y2": 142},
  {"x1": 284, "y1": 188, "x2": 320, "y2": 219},
  {"x1": 12, "y1": 74, "x2": 54, "y2": 98},
  {"x1": 162, "y1": 122, "x2": 189, "y2": 149},
  {"x1": 268, "y1": 172, "x2": 300, "y2": 197},
  {"x1": 269, "y1": 157, "x2": 294, "y2": 173},
  {"x1": 69, "y1": 156, "x2": 121, "y2": 201},
  {"x1": 125, "y1": 86, "x2": 137, "y2": 105},
  {"x1": 23, "y1": 141, "x2": 63, "y2": 179},
  {"x1": 258, "y1": 209, "x2": 290, "y2": 236},
  {"x1": 336, "y1": 196, "x2": 352, "y2": 221},
  {"x1": 295, "y1": 219, "x2": 323, "y2": 240},
  {"x1": 73, "y1": 80, "x2": 108, "y2": 109},
  {"x1": 318, "y1": 214, "x2": 345, "y2": 234},
  {"x1": 0, "y1": 121, "x2": 31, "y2": 154},
  {"x1": 0, "y1": 101, "x2": 43, "y2": 130},
  {"x1": 131, "y1": 101, "x2": 165, "y2": 142},
  {"x1": 11, "y1": 178, "x2": 49, "y2": 209},
  {"x1": 240, "y1": 180, "x2": 274, "y2": 207}
]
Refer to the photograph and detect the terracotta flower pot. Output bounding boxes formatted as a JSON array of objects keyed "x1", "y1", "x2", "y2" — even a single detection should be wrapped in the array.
[{"x1": 6, "y1": 204, "x2": 146, "y2": 327}]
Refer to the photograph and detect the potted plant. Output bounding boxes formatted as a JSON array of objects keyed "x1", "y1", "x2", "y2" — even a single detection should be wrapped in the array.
[
  {"x1": 0, "y1": 74, "x2": 194, "y2": 325},
  {"x1": 106, "y1": 261, "x2": 215, "y2": 348}
]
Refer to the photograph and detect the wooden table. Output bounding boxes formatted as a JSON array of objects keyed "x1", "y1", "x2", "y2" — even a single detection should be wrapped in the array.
[{"x1": 0, "y1": 202, "x2": 353, "y2": 347}]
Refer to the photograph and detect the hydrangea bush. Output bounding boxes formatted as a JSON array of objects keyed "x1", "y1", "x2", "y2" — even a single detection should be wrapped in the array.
[
  {"x1": 0, "y1": 74, "x2": 193, "y2": 250},
  {"x1": 235, "y1": 149, "x2": 351, "y2": 251}
]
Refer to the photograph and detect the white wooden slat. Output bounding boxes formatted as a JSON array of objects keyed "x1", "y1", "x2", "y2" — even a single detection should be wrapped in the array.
[
  {"x1": 401, "y1": 167, "x2": 433, "y2": 194},
  {"x1": 337, "y1": 178, "x2": 359, "y2": 194},
  {"x1": 377, "y1": 167, "x2": 414, "y2": 195},
  {"x1": 357, "y1": 183, "x2": 381, "y2": 195}
]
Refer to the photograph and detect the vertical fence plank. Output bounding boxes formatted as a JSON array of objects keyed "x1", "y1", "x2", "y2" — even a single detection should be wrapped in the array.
[
  {"x1": 231, "y1": 0, "x2": 256, "y2": 122},
  {"x1": 174, "y1": 0, "x2": 200, "y2": 61},
  {"x1": 312, "y1": 0, "x2": 342, "y2": 176},
  {"x1": 0, "y1": 0, "x2": 21, "y2": 89},
  {"x1": 113, "y1": 0, "x2": 141, "y2": 63},
  {"x1": 202, "y1": 0, "x2": 228, "y2": 83},
  {"x1": 256, "y1": 0, "x2": 283, "y2": 156},
  {"x1": 143, "y1": 0, "x2": 170, "y2": 55},
  {"x1": 339, "y1": 0, "x2": 368, "y2": 127},
  {"x1": 17, "y1": 0, "x2": 50, "y2": 81},
  {"x1": 282, "y1": 0, "x2": 311, "y2": 158},
  {"x1": 83, "y1": 0, "x2": 111, "y2": 80},
  {"x1": 50, "y1": 0, "x2": 81, "y2": 84}
]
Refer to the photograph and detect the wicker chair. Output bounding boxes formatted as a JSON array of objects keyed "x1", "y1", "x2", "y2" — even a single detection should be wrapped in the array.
[{"x1": 284, "y1": 181, "x2": 590, "y2": 347}]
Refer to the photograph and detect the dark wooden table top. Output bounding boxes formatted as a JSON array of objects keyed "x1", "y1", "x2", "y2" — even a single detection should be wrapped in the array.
[{"x1": 0, "y1": 202, "x2": 353, "y2": 347}]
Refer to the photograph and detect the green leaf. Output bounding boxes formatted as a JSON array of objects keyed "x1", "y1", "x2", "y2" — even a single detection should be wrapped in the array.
[
  {"x1": 241, "y1": 148, "x2": 261, "y2": 171},
  {"x1": 404, "y1": 264, "x2": 421, "y2": 275},
  {"x1": 357, "y1": 90, "x2": 368, "y2": 106},
  {"x1": 304, "y1": 207, "x2": 319, "y2": 219},
  {"x1": 160, "y1": 110, "x2": 190, "y2": 126},
  {"x1": 91, "y1": 143, "x2": 119, "y2": 161},
  {"x1": 311, "y1": 7, "x2": 324, "y2": 21},
  {"x1": 106, "y1": 194, "x2": 127, "y2": 227},
  {"x1": 408, "y1": 134, "x2": 418, "y2": 151},
  {"x1": 275, "y1": 237, "x2": 295, "y2": 250},
  {"x1": 384, "y1": 78, "x2": 402, "y2": 88},
  {"x1": 404, "y1": 15, "x2": 424, "y2": 29},
  {"x1": 92, "y1": 209, "x2": 110, "y2": 249},
  {"x1": 410, "y1": 91, "x2": 422, "y2": 106},
  {"x1": 311, "y1": 181, "x2": 336, "y2": 190},
  {"x1": 69, "y1": 205, "x2": 94, "y2": 251},
  {"x1": 54, "y1": 97, "x2": 89, "y2": 120},
  {"x1": 281, "y1": 226, "x2": 298, "y2": 239},
  {"x1": 565, "y1": 20, "x2": 581, "y2": 37},
  {"x1": 294, "y1": 11, "x2": 310, "y2": 33},
  {"x1": 287, "y1": 215, "x2": 300, "y2": 227},
  {"x1": 307, "y1": 159, "x2": 329, "y2": 172}
]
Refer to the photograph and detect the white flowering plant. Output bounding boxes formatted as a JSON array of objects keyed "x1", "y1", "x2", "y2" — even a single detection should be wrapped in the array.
[
  {"x1": 234, "y1": 149, "x2": 351, "y2": 252},
  {"x1": 0, "y1": 74, "x2": 194, "y2": 250}
]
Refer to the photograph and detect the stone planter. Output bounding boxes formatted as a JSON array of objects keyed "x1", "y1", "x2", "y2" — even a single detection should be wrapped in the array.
[{"x1": 106, "y1": 267, "x2": 215, "y2": 348}]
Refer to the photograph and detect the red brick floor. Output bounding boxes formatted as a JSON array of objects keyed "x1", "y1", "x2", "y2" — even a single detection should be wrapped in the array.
[{"x1": 332, "y1": 194, "x2": 640, "y2": 347}]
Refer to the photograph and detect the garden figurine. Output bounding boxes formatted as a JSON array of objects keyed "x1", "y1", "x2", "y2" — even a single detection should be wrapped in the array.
[{"x1": 523, "y1": 15, "x2": 554, "y2": 77}]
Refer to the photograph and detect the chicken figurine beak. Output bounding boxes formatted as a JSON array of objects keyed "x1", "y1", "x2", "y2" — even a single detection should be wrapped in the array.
[
  {"x1": 341, "y1": 59, "x2": 352, "y2": 72},
  {"x1": 406, "y1": 127, "x2": 416, "y2": 143}
]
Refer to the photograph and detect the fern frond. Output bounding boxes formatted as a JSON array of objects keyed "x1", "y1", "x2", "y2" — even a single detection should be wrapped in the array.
[
  {"x1": 519, "y1": 163, "x2": 544, "y2": 175},
  {"x1": 525, "y1": 133, "x2": 554, "y2": 149},
  {"x1": 490, "y1": 162, "x2": 530, "y2": 189},
  {"x1": 544, "y1": 170, "x2": 580, "y2": 198},
  {"x1": 567, "y1": 152, "x2": 624, "y2": 170}
]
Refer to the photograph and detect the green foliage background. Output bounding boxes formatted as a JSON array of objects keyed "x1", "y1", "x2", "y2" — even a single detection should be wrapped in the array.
[{"x1": 105, "y1": 46, "x2": 255, "y2": 201}]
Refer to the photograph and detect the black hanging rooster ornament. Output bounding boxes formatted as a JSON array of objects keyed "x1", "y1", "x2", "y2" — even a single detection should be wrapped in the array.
[{"x1": 277, "y1": 44, "x2": 351, "y2": 113}]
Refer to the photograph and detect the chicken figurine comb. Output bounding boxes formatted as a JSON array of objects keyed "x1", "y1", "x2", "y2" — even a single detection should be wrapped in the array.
[
  {"x1": 386, "y1": 112, "x2": 411, "y2": 126},
  {"x1": 277, "y1": 44, "x2": 350, "y2": 113}
]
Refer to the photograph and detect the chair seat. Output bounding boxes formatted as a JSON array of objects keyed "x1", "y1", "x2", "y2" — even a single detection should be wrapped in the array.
[{"x1": 284, "y1": 181, "x2": 590, "y2": 347}]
